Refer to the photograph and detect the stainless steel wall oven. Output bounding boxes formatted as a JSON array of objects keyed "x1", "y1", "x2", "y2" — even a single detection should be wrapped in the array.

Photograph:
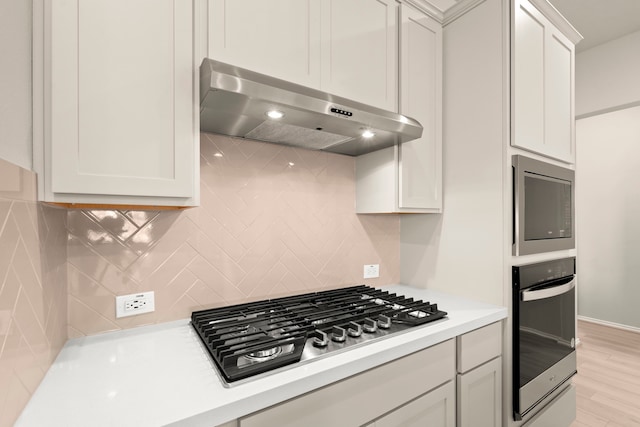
[{"x1": 512, "y1": 257, "x2": 577, "y2": 420}]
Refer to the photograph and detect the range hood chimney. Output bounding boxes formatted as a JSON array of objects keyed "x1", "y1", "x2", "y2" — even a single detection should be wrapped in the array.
[{"x1": 199, "y1": 59, "x2": 423, "y2": 156}]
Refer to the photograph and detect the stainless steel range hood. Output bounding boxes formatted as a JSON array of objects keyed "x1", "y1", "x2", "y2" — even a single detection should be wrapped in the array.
[{"x1": 199, "y1": 59, "x2": 423, "y2": 156}]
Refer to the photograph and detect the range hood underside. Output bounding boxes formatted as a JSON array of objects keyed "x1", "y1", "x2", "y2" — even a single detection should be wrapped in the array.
[
  {"x1": 199, "y1": 59, "x2": 423, "y2": 157},
  {"x1": 201, "y1": 90, "x2": 408, "y2": 156}
]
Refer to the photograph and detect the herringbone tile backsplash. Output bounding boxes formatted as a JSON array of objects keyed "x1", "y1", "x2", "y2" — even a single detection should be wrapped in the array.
[
  {"x1": 0, "y1": 159, "x2": 67, "y2": 427},
  {"x1": 67, "y1": 133, "x2": 400, "y2": 337}
]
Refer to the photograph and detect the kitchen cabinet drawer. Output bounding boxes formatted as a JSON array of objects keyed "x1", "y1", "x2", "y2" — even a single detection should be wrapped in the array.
[
  {"x1": 523, "y1": 385, "x2": 576, "y2": 427},
  {"x1": 456, "y1": 321, "x2": 502, "y2": 374},
  {"x1": 239, "y1": 339, "x2": 455, "y2": 427},
  {"x1": 34, "y1": 0, "x2": 199, "y2": 207}
]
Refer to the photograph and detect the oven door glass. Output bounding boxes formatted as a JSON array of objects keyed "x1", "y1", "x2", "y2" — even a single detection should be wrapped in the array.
[{"x1": 519, "y1": 277, "x2": 576, "y2": 388}]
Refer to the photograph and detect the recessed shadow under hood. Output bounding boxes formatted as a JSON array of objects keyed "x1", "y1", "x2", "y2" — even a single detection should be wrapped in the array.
[{"x1": 200, "y1": 59, "x2": 423, "y2": 156}]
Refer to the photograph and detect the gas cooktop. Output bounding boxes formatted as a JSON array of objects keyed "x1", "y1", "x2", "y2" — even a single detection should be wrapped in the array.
[{"x1": 191, "y1": 285, "x2": 447, "y2": 385}]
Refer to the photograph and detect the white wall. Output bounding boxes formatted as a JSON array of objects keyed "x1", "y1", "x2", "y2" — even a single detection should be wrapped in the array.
[
  {"x1": 575, "y1": 31, "x2": 640, "y2": 330},
  {"x1": 576, "y1": 106, "x2": 640, "y2": 329},
  {"x1": 400, "y1": 0, "x2": 505, "y2": 307},
  {"x1": 575, "y1": 30, "x2": 640, "y2": 118},
  {"x1": 0, "y1": 0, "x2": 32, "y2": 169}
]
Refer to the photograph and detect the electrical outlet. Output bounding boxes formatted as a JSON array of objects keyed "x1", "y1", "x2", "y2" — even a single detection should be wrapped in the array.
[
  {"x1": 363, "y1": 264, "x2": 380, "y2": 279},
  {"x1": 115, "y1": 291, "x2": 155, "y2": 318}
]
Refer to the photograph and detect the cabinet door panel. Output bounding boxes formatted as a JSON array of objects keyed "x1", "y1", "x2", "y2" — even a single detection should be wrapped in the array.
[
  {"x1": 513, "y1": 1, "x2": 544, "y2": 152},
  {"x1": 399, "y1": 5, "x2": 441, "y2": 210},
  {"x1": 355, "y1": 4, "x2": 442, "y2": 214},
  {"x1": 512, "y1": 0, "x2": 575, "y2": 163},
  {"x1": 321, "y1": 0, "x2": 397, "y2": 111},
  {"x1": 240, "y1": 340, "x2": 455, "y2": 427},
  {"x1": 457, "y1": 357, "x2": 502, "y2": 427},
  {"x1": 545, "y1": 32, "x2": 572, "y2": 160},
  {"x1": 375, "y1": 381, "x2": 455, "y2": 427},
  {"x1": 208, "y1": 0, "x2": 321, "y2": 88},
  {"x1": 51, "y1": 0, "x2": 194, "y2": 198}
]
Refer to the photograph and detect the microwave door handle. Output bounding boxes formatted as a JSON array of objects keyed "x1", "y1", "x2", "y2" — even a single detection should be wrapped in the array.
[{"x1": 521, "y1": 278, "x2": 576, "y2": 302}]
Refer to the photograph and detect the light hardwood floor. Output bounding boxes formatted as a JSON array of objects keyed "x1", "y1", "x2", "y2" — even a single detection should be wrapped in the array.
[{"x1": 571, "y1": 319, "x2": 640, "y2": 426}]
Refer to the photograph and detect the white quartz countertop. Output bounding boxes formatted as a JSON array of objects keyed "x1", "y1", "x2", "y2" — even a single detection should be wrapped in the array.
[{"x1": 17, "y1": 285, "x2": 507, "y2": 427}]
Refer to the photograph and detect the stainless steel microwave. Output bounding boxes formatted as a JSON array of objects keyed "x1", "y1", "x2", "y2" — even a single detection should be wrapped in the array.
[{"x1": 513, "y1": 155, "x2": 575, "y2": 256}]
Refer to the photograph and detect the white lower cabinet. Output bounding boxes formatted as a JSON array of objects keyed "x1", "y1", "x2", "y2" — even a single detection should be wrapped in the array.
[
  {"x1": 457, "y1": 357, "x2": 502, "y2": 427},
  {"x1": 369, "y1": 381, "x2": 455, "y2": 427},
  {"x1": 456, "y1": 322, "x2": 503, "y2": 427},
  {"x1": 235, "y1": 323, "x2": 504, "y2": 427},
  {"x1": 239, "y1": 340, "x2": 455, "y2": 427}
]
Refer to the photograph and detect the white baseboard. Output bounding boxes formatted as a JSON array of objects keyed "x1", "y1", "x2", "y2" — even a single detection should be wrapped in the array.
[{"x1": 577, "y1": 315, "x2": 640, "y2": 334}]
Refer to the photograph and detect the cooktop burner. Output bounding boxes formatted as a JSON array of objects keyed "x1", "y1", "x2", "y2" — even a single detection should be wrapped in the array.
[{"x1": 191, "y1": 285, "x2": 447, "y2": 384}]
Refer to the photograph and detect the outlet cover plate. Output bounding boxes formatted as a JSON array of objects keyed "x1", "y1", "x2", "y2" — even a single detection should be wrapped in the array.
[
  {"x1": 115, "y1": 291, "x2": 155, "y2": 318},
  {"x1": 363, "y1": 264, "x2": 380, "y2": 279}
]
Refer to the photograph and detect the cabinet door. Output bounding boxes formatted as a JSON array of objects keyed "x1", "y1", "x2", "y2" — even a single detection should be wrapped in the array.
[
  {"x1": 50, "y1": 0, "x2": 195, "y2": 198},
  {"x1": 240, "y1": 340, "x2": 455, "y2": 427},
  {"x1": 544, "y1": 26, "x2": 573, "y2": 161},
  {"x1": 355, "y1": 5, "x2": 442, "y2": 214},
  {"x1": 207, "y1": 0, "x2": 321, "y2": 88},
  {"x1": 398, "y1": 4, "x2": 442, "y2": 211},
  {"x1": 456, "y1": 356, "x2": 502, "y2": 427},
  {"x1": 374, "y1": 381, "x2": 455, "y2": 427},
  {"x1": 320, "y1": 0, "x2": 397, "y2": 111},
  {"x1": 512, "y1": 0, "x2": 575, "y2": 163},
  {"x1": 513, "y1": 0, "x2": 544, "y2": 154}
]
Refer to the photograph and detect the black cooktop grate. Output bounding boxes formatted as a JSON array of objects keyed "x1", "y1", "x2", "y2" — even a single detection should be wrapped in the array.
[{"x1": 191, "y1": 285, "x2": 447, "y2": 383}]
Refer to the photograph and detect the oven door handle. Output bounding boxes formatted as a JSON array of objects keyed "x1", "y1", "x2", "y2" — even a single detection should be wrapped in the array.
[{"x1": 522, "y1": 278, "x2": 575, "y2": 301}]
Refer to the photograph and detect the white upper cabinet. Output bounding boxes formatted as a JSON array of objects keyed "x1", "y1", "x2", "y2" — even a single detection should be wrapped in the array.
[
  {"x1": 356, "y1": 3, "x2": 442, "y2": 213},
  {"x1": 205, "y1": 0, "x2": 397, "y2": 111},
  {"x1": 204, "y1": 0, "x2": 442, "y2": 214},
  {"x1": 35, "y1": 0, "x2": 199, "y2": 207},
  {"x1": 512, "y1": 0, "x2": 577, "y2": 163},
  {"x1": 207, "y1": 0, "x2": 322, "y2": 89},
  {"x1": 320, "y1": 0, "x2": 398, "y2": 111},
  {"x1": 545, "y1": 26, "x2": 573, "y2": 159},
  {"x1": 399, "y1": 3, "x2": 442, "y2": 211}
]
